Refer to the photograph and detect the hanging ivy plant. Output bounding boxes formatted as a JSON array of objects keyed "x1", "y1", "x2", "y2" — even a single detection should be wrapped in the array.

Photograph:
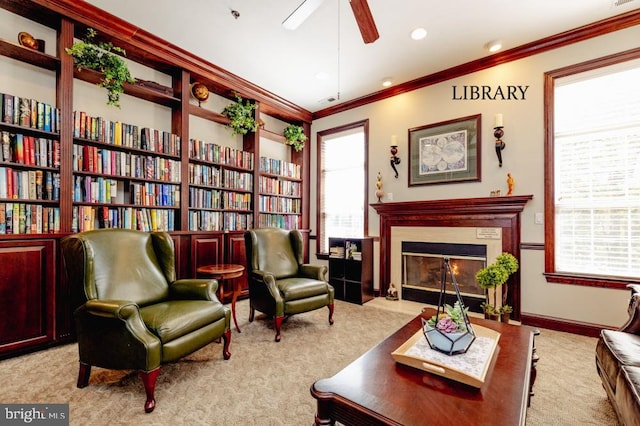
[
  {"x1": 221, "y1": 94, "x2": 258, "y2": 136},
  {"x1": 65, "y1": 28, "x2": 135, "y2": 108},
  {"x1": 283, "y1": 124, "x2": 307, "y2": 151}
]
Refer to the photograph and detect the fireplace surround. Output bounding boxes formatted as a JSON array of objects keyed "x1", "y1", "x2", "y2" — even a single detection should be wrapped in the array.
[{"x1": 372, "y1": 195, "x2": 532, "y2": 321}]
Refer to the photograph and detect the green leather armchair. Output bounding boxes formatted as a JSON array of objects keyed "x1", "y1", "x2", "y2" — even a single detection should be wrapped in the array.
[
  {"x1": 61, "y1": 229, "x2": 231, "y2": 413},
  {"x1": 244, "y1": 228, "x2": 334, "y2": 342}
]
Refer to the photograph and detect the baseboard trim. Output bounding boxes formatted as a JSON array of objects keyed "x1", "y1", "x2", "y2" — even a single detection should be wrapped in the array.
[{"x1": 521, "y1": 313, "x2": 616, "y2": 338}]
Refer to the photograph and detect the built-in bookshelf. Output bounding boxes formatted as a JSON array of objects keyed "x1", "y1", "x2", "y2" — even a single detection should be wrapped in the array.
[
  {"x1": 0, "y1": 93, "x2": 61, "y2": 235},
  {"x1": 187, "y1": 137, "x2": 254, "y2": 231},
  {"x1": 258, "y1": 156, "x2": 302, "y2": 229},
  {"x1": 71, "y1": 111, "x2": 181, "y2": 232}
]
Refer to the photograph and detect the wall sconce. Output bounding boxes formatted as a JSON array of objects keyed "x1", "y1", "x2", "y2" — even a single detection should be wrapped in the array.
[
  {"x1": 494, "y1": 114, "x2": 505, "y2": 167},
  {"x1": 390, "y1": 135, "x2": 401, "y2": 178}
]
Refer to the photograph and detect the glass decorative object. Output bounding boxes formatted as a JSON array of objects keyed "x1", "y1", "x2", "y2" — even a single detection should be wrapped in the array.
[{"x1": 421, "y1": 257, "x2": 476, "y2": 355}]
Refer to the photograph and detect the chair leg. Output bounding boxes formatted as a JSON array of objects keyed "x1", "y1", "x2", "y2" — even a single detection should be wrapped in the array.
[
  {"x1": 222, "y1": 329, "x2": 232, "y2": 360},
  {"x1": 77, "y1": 362, "x2": 91, "y2": 388},
  {"x1": 249, "y1": 305, "x2": 255, "y2": 322},
  {"x1": 139, "y1": 368, "x2": 160, "y2": 413},
  {"x1": 328, "y1": 303, "x2": 335, "y2": 325},
  {"x1": 274, "y1": 315, "x2": 284, "y2": 342}
]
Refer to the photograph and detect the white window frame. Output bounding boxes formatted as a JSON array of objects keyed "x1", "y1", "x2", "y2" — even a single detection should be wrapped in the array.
[{"x1": 544, "y1": 48, "x2": 640, "y2": 288}]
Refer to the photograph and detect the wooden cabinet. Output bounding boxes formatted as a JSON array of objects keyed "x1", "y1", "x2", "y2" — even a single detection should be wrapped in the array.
[
  {"x1": 328, "y1": 237, "x2": 373, "y2": 305},
  {"x1": 0, "y1": 238, "x2": 55, "y2": 359},
  {"x1": 0, "y1": 0, "x2": 312, "y2": 358}
]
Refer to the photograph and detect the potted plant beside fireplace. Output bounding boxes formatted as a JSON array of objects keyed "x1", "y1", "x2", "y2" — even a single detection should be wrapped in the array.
[{"x1": 475, "y1": 252, "x2": 518, "y2": 322}]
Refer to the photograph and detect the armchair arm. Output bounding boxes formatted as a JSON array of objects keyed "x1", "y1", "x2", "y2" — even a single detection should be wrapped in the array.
[
  {"x1": 85, "y1": 299, "x2": 140, "y2": 319},
  {"x1": 169, "y1": 279, "x2": 220, "y2": 301},
  {"x1": 300, "y1": 264, "x2": 328, "y2": 281},
  {"x1": 78, "y1": 299, "x2": 161, "y2": 371},
  {"x1": 250, "y1": 270, "x2": 283, "y2": 301},
  {"x1": 620, "y1": 284, "x2": 640, "y2": 335}
]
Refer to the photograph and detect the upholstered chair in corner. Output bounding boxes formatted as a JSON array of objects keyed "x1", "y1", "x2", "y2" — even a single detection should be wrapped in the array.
[
  {"x1": 61, "y1": 229, "x2": 231, "y2": 413},
  {"x1": 244, "y1": 227, "x2": 334, "y2": 342}
]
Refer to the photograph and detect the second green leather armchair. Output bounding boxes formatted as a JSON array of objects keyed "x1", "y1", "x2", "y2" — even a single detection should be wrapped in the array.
[{"x1": 244, "y1": 228, "x2": 334, "y2": 342}]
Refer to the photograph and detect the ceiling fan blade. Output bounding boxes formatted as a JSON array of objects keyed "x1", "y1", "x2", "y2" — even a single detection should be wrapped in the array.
[{"x1": 349, "y1": 0, "x2": 379, "y2": 44}]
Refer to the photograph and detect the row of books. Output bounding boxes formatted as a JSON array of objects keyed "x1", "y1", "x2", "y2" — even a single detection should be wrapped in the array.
[
  {"x1": 0, "y1": 167, "x2": 59, "y2": 201},
  {"x1": 72, "y1": 205, "x2": 176, "y2": 232},
  {"x1": 258, "y1": 195, "x2": 301, "y2": 214},
  {"x1": 189, "y1": 188, "x2": 251, "y2": 210},
  {"x1": 72, "y1": 175, "x2": 180, "y2": 207},
  {"x1": 258, "y1": 176, "x2": 301, "y2": 197},
  {"x1": 1, "y1": 93, "x2": 60, "y2": 133},
  {"x1": 187, "y1": 210, "x2": 253, "y2": 232},
  {"x1": 189, "y1": 138, "x2": 254, "y2": 169},
  {"x1": 329, "y1": 245, "x2": 346, "y2": 258},
  {"x1": 188, "y1": 163, "x2": 253, "y2": 191},
  {"x1": 259, "y1": 156, "x2": 301, "y2": 179},
  {"x1": 0, "y1": 203, "x2": 60, "y2": 234},
  {"x1": 130, "y1": 182, "x2": 180, "y2": 207},
  {"x1": 73, "y1": 144, "x2": 181, "y2": 182},
  {"x1": 1, "y1": 132, "x2": 60, "y2": 168},
  {"x1": 257, "y1": 213, "x2": 301, "y2": 230},
  {"x1": 73, "y1": 111, "x2": 181, "y2": 156}
]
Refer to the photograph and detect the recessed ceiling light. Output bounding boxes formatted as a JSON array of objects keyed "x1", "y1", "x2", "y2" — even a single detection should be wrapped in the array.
[
  {"x1": 382, "y1": 77, "x2": 393, "y2": 87},
  {"x1": 410, "y1": 28, "x2": 427, "y2": 40},
  {"x1": 486, "y1": 39, "x2": 503, "y2": 53}
]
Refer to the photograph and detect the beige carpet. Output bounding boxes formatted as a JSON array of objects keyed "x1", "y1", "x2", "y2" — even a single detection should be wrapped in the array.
[{"x1": 0, "y1": 299, "x2": 618, "y2": 425}]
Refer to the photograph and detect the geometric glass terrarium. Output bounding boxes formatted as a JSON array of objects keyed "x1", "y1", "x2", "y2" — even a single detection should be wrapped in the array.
[{"x1": 421, "y1": 257, "x2": 476, "y2": 355}]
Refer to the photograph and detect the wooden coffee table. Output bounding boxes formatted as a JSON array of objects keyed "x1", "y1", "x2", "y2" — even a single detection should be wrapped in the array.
[{"x1": 311, "y1": 310, "x2": 537, "y2": 425}]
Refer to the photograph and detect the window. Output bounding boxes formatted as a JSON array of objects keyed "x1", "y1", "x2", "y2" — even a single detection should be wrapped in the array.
[
  {"x1": 317, "y1": 120, "x2": 369, "y2": 255},
  {"x1": 545, "y1": 51, "x2": 640, "y2": 288}
]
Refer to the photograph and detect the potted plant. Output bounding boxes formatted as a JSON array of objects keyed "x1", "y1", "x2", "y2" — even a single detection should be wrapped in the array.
[
  {"x1": 220, "y1": 94, "x2": 258, "y2": 136},
  {"x1": 500, "y1": 304, "x2": 513, "y2": 323},
  {"x1": 480, "y1": 302, "x2": 499, "y2": 320},
  {"x1": 475, "y1": 252, "x2": 519, "y2": 320},
  {"x1": 65, "y1": 28, "x2": 135, "y2": 108},
  {"x1": 423, "y1": 301, "x2": 475, "y2": 355},
  {"x1": 283, "y1": 124, "x2": 307, "y2": 151}
]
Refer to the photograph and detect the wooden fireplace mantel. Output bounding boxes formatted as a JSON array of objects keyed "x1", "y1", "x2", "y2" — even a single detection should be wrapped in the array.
[{"x1": 371, "y1": 195, "x2": 533, "y2": 320}]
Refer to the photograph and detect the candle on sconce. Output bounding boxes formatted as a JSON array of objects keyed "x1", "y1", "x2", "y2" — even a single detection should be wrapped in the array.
[
  {"x1": 391, "y1": 135, "x2": 398, "y2": 145},
  {"x1": 494, "y1": 114, "x2": 503, "y2": 128}
]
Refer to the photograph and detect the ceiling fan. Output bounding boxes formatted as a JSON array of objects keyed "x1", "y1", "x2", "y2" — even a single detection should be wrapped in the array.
[{"x1": 282, "y1": 0, "x2": 380, "y2": 44}]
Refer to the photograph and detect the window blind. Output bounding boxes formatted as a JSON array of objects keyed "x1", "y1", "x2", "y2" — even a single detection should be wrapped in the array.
[
  {"x1": 319, "y1": 129, "x2": 365, "y2": 254},
  {"x1": 554, "y1": 62, "x2": 640, "y2": 278}
]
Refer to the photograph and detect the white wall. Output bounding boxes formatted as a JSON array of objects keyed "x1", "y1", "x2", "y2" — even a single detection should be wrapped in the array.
[{"x1": 310, "y1": 25, "x2": 640, "y2": 328}]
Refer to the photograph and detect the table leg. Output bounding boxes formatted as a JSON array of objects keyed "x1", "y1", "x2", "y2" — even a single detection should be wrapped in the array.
[
  {"x1": 529, "y1": 328, "x2": 540, "y2": 406},
  {"x1": 231, "y1": 278, "x2": 241, "y2": 332}
]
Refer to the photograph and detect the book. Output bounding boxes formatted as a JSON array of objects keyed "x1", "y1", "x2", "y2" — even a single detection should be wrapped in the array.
[
  {"x1": 3, "y1": 93, "x2": 13, "y2": 123},
  {"x1": 1, "y1": 131, "x2": 9, "y2": 161},
  {"x1": 19, "y1": 97, "x2": 30, "y2": 127}
]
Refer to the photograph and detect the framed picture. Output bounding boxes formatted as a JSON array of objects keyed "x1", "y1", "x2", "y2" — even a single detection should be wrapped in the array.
[{"x1": 408, "y1": 114, "x2": 481, "y2": 186}]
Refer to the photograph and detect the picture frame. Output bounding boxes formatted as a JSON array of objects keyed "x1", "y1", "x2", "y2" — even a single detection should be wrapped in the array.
[{"x1": 408, "y1": 114, "x2": 481, "y2": 186}]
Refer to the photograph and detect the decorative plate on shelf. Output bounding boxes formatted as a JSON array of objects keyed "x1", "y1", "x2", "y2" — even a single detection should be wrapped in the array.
[
  {"x1": 190, "y1": 82, "x2": 210, "y2": 105},
  {"x1": 18, "y1": 32, "x2": 39, "y2": 50}
]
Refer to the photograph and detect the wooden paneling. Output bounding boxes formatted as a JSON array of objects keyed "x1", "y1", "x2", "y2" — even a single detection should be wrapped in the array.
[
  {"x1": 0, "y1": 239, "x2": 55, "y2": 357},
  {"x1": 190, "y1": 233, "x2": 224, "y2": 277},
  {"x1": 225, "y1": 231, "x2": 248, "y2": 299}
]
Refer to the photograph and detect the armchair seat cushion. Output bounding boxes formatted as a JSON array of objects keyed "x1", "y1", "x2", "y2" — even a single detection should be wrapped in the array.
[
  {"x1": 140, "y1": 300, "x2": 229, "y2": 343},
  {"x1": 278, "y1": 278, "x2": 331, "y2": 301}
]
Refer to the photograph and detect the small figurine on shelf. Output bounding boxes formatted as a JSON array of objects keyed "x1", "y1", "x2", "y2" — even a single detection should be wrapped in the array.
[
  {"x1": 507, "y1": 173, "x2": 515, "y2": 196},
  {"x1": 386, "y1": 283, "x2": 399, "y2": 301},
  {"x1": 375, "y1": 172, "x2": 384, "y2": 202}
]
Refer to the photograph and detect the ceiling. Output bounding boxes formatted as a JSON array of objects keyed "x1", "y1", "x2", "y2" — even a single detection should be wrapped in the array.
[{"x1": 85, "y1": 0, "x2": 639, "y2": 114}]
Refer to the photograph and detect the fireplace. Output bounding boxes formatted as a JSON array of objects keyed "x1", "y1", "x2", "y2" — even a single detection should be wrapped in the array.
[
  {"x1": 372, "y1": 195, "x2": 532, "y2": 321},
  {"x1": 401, "y1": 241, "x2": 487, "y2": 313}
]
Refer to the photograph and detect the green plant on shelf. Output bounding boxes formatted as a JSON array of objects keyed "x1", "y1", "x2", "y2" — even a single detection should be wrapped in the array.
[
  {"x1": 283, "y1": 124, "x2": 307, "y2": 152},
  {"x1": 221, "y1": 93, "x2": 258, "y2": 136},
  {"x1": 65, "y1": 28, "x2": 135, "y2": 108}
]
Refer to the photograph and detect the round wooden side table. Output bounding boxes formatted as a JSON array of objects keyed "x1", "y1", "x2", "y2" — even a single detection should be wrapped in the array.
[{"x1": 196, "y1": 263, "x2": 245, "y2": 332}]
